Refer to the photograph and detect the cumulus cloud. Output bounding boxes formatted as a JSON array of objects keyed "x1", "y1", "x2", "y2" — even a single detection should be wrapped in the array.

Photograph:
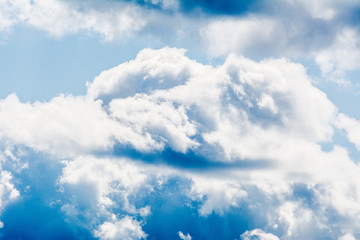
[
  {"x1": 205, "y1": 55, "x2": 336, "y2": 157},
  {"x1": 0, "y1": 47, "x2": 351, "y2": 172},
  {"x1": 88, "y1": 47, "x2": 337, "y2": 160},
  {"x1": 95, "y1": 216, "x2": 147, "y2": 240},
  {"x1": 88, "y1": 47, "x2": 360, "y2": 238},
  {"x1": 1, "y1": 47, "x2": 360, "y2": 239},
  {"x1": 2, "y1": 0, "x2": 360, "y2": 238},
  {"x1": 0, "y1": 92, "x2": 194, "y2": 156}
]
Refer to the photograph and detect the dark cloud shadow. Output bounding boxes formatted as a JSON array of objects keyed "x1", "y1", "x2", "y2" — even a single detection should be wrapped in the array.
[
  {"x1": 112, "y1": 144, "x2": 272, "y2": 171},
  {"x1": 110, "y1": 0, "x2": 261, "y2": 15},
  {"x1": 179, "y1": 0, "x2": 260, "y2": 15}
]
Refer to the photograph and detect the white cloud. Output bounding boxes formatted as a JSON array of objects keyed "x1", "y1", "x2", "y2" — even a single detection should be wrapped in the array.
[
  {"x1": 288, "y1": 0, "x2": 359, "y2": 21},
  {"x1": 275, "y1": 201, "x2": 312, "y2": 237},
  {"x1": 0, "y1": 170, "x2": 19, "y2": 205},
  {"x1": 154, "y1": 53, "x2": 336, "y2": 161},
  {"x1": 60, "y1": 156, "x2": 157, "y2": 239},
  {"x1": 334, "y1": 113, "x2": 360, "y2": 151},
  {"x1": 257, "y1": 93, "x2": 278, "y2": 115},
  {"x1": 178, "y1": 231, "x2": 191, "y2": 240},
  {"x1": 0, "y1": 170, "x2": 20, "y2": 227},
  {"x1": 199, "y1": 0, "x2": 360, "y2": 82},
  {"x1": 288, "y1": 0, "x2": 337, "y2": 20},
  {"x1": 95, "y1": 216, "x2": 147, "y2": 240},
  {"x1": 203, "y1": 55, "x2": 336, "y2": 158},
  {"x1": 315, "y1": 28, "x2": 360, "y2": 83},
  {"x1": 0, "y1": 92, "x2": 195, "y2": 155},
  {"x1": 88, "y1": 47, "x2": 337, "y2": 160},
  {"x1": 56, "y1": 152, "x2": 360, "y2": 239},
  {"x1": 201, "y1": 17, "x2": 281, "y2": 57},
  {"x1": 1, "y1": 0, "x2": 360, "y2": 238},
  {"x1": 89, "y1": 47, "x2": 360, "y2": 238},
  {"x1": 240, "y1": 229, "x2": 279, "y2": 240},
  {"x1": 188, "y1": 176, "x2": 247, "y2": 216},
  {"x1": 109, "y1": 95, "x2": 198, "y2": 153},
  {"x1": 1, "y1": 47, "x2": 360, "y2": 238},
  {"x1": 0, "y1": 0, "x2": 20, "y2": 32},
  {"x1": 199, "y1": 12, "x2": 337, "y2": 59},
  {"x1": 60, "y1": 156, "x2": 149, "y2": 213},
  {"x1": 87, "y1": 47, "x2": 205, "y2": 100},
  {"x1": 0, "y1": 0, "x2": 146, "y2": 41},
  {"x1": 0, "y1": 47, "x2": 353, "y2": 179},
  {"x1": 0, "y1": 94, "x2": 118, "y2": 157},
  {"x1": 338, "y1": 234, "x2": 356, "y2": 240}
]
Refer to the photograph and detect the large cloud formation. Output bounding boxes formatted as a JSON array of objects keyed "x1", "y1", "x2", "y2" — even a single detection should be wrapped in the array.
[
  {"x1": 0, "y1": 47, "x2": 360, "y2": 239},
  {"x1": 2, "y1": 0, "x2": 360, "y2": 239}
]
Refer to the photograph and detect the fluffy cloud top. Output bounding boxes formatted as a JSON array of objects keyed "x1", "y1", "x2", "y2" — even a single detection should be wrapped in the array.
[
  {"x1": 88, "y1": 47, "x2": 337, "y2": 161},
  {"x1": 87, "y1": 47, "x2": 198, "y2": 100},
  {"x1": 95, "y1": 216, "x2": 147, "y2": 240}
]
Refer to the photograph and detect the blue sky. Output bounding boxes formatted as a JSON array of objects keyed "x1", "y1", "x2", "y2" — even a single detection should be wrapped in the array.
[{"x1": 1, "y1": 0, "x2": 360, "y2": 239}]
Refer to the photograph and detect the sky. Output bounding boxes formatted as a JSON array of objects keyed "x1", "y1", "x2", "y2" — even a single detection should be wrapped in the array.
[{"x1": 1, "y1": 0, "x2": 360, "y2": 239}]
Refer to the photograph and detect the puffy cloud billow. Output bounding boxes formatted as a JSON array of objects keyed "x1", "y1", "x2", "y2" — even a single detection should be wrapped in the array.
[{"x1": 2, "y1": 0, "x2": 360, "y2": 239}]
